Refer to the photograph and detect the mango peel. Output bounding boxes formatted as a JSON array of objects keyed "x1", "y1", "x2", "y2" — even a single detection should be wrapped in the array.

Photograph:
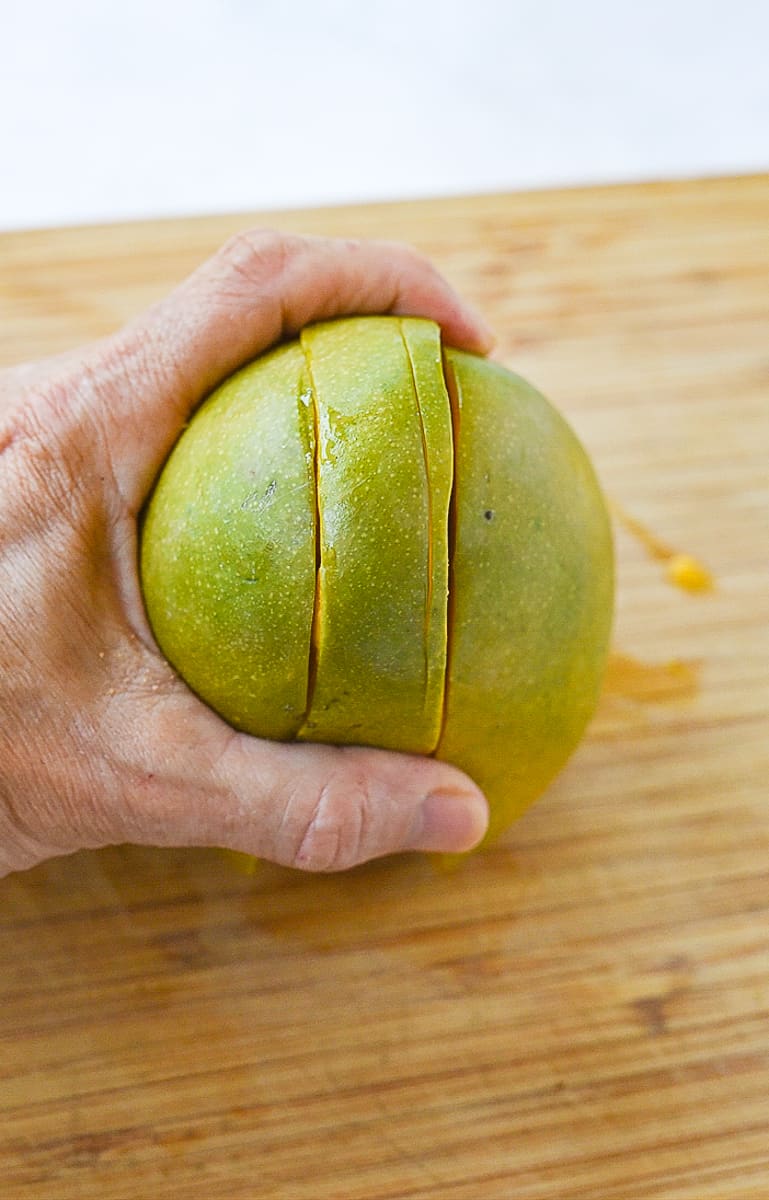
[{"x1": 140, "y1": 316, "x2": 614, "y2": 845}]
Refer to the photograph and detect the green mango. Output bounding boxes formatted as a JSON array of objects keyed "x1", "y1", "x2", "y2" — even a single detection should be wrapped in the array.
[{"x1": 140, "y1": 316, "x2": 613, "y2": 845}]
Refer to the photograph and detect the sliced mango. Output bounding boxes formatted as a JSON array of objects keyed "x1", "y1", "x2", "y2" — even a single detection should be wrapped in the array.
[
  {"x1": 436, "y1": 350, "x2": 614, "y2": 842},
  {"x1": 140, "y1": 343, "x2": 316, "y2": 739},
  {"x1": 140, "y1": 318, "x2": 616, "y2": 848},
  {"x1": 297, "y1": 317, "x2": 440, "y2": 753}
]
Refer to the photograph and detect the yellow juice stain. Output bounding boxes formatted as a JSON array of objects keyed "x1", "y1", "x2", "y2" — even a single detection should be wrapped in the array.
[
  {"x1": 430, "y1": 850, "x2": 471, "y2": 874},
  {"x1": 610, "y1": 500, "x2": 714, "y2": 594},
  {"x1": 665, "y1": 553, "x2": 713, "y2": 593},
  {"x1": 218, "y1": 849, "x2": 261, "y2": 876},
  {"x1": 604, "y1": 652, "x2": 701, "y2": 704}
]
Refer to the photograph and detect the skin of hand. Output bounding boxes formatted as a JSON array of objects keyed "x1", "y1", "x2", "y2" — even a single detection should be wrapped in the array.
[{"x1": 0, "y1": 230, "x2": 491, "y2": 878}]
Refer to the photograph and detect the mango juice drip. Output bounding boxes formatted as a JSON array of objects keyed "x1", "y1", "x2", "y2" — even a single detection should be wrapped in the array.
[{"x1": 610, "y1": 501, "x2": 714, "y2": 594}]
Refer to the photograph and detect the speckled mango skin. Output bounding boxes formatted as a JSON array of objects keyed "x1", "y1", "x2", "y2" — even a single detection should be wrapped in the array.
[
  {"x1": 140, "y1": 341, "x2": 316, "y2": 740},
  {"x1": 437, "y1": 350, "x2": 614, "y2": 841},
  {"x1": 140, "y1": 317, "x2": 614, "y2": 844}
]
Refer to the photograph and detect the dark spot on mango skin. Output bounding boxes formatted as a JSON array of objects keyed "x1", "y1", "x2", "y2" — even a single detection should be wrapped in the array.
[{"x1": 483, "y1": 509, "x2": 494, "y2": 522}]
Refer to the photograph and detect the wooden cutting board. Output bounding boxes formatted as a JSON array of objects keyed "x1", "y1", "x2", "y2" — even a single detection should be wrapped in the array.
[{"x1": 1, "y1": 176, "x2": 767, "y2": 1200}]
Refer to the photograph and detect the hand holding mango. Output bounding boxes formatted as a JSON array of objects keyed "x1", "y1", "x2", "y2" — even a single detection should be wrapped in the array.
[
  {"x1": 0, "y1": 232, "x2": 498, "y2": 877},
  {"x1": 141, "y1": 317, "x2": 613, "y2": 847}
]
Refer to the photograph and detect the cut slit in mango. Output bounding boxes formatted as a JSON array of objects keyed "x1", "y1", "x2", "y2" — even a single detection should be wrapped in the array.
[
  {"x1": 296, "y1": 317, "x2": 445, "y2": 755},
  {"x1": 399, "y1": 317, "x2": 453, "y2": 746}
]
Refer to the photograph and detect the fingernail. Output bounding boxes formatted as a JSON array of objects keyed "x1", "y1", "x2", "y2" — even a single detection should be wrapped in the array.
[{"x1": 408, "y1": 789, "x2": 489, "y2": 854}]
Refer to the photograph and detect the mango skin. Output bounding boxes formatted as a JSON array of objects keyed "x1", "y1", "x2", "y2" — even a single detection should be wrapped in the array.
[
  {"x1": 437, "y1": 350, "x2": 614, "y2": 843},
  {"x1": 140, "y1": 317, "x2": 614, "y2": 845},
  {"x1": 140, "y1": 342, "x2": 316, "y2": 740}
]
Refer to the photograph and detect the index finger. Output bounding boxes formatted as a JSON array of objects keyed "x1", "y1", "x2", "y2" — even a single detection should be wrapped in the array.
[{"x1": 86, "y1": 230, "x2": 493, "y2": 504}]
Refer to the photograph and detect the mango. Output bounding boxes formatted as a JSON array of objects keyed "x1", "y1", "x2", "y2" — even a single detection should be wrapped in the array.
[{"x1": 140, "y1": 316, "x2": 614, "y2": 845}]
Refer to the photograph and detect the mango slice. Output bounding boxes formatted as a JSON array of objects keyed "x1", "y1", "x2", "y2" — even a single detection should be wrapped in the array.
[
  {"x1": 140, "y1": 343, "x2": 316, "y2": 739},
  {"x1": 297, "y1": 317, "x2": 442, "y2": 753},
  {"x1": 436, "y1": 350, "x2": 614, "y2": 841},
  {"x1": 399, "y1": 317, "x2": 454, "y2": 748}
]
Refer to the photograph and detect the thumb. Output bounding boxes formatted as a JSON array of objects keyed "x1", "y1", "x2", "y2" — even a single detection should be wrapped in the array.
[{"x1": 118, "y1": 689, "x2": 489, "y2": 871}]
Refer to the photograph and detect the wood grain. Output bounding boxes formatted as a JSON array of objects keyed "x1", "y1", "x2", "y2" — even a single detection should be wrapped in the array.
[{"x1": 1, "y1": 175, "x2": 768, "y2": 1199}]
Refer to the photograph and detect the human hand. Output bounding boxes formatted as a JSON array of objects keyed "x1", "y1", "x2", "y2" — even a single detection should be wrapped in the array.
[{"x1": 0, "y1": 231, "x2": 490, "y2": 877}]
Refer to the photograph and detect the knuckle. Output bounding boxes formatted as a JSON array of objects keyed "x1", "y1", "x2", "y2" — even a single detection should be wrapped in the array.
[
  {"x1": 385, "y1": 238, "x2": 431, "y2": 273},
  {"x1": 217, "y1": 228, "x2": 305, "y2": 288},
  {"x1": 291, "y1": 770, "x2": 374, "y2": 873}
]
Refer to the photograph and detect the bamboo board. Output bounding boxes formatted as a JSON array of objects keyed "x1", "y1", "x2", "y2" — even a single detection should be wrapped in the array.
[{"x1": 1, "y1": 175, "x2": 768, "y2": 1199}]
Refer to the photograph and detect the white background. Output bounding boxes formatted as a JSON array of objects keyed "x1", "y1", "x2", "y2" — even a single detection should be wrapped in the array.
[{"x1": 2, "y1": 0, "x2": 768, "y2": 231}]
